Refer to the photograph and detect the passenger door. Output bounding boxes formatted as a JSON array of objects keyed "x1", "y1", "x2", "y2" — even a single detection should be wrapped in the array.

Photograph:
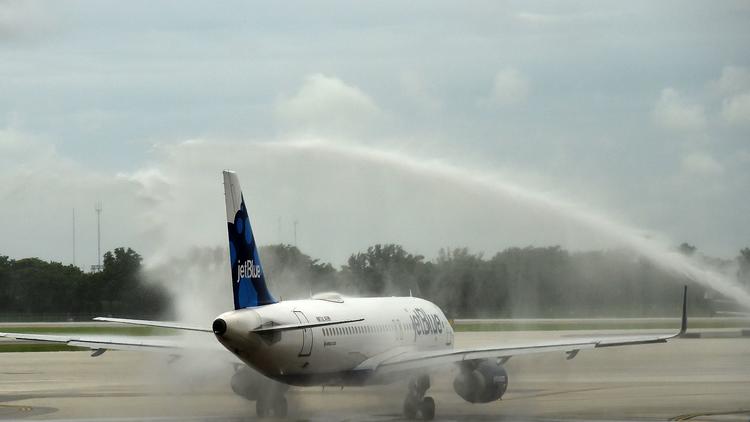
[{"x1": 293, "y1": 310, "x2": 313, "y2": 357}]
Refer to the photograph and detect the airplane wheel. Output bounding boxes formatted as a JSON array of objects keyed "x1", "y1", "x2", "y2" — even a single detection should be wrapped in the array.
[
  {"x1": 273, "y1": 396, "x2": 288, "y2": 417},
  {"x1": 403, "y1": 395, "x2": 418, "y2": 419},
  {"x1": 256, "y1": 399, "x2": 268, "y2": 417},
  {"x1": 420, "y1": 396, "x2": 435, "y2": 421}
]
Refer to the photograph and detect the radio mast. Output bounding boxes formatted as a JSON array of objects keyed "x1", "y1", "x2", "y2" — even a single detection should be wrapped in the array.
[{"x1": 91, "y1": 202, "x2": 103, "y2": 272}]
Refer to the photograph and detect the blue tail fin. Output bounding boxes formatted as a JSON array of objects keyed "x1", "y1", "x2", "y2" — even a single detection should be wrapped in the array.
[{"x1": 223, "y1": 171, "x2": 276, "y2": 309}]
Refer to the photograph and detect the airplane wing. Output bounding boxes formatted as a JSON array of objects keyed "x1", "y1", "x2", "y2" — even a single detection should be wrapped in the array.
[
  {"x1": 96, "y1": 316, "x2": 364, "y2": 334},
  {"x1": 358, "y1": 286, "x2": 688, "y2": 375},
  {"x1": 1, "y1": 315, "x2": 367, "y2": 355},
  {"x1": 0, "y1": 332, "x2": 204, "y2": 354},
  {"x1": 93, "y1": 317, "x2": 212, "y2": 332},
  {"x1": 0, "y1": 316, "x2": 221, "y2": 355}
]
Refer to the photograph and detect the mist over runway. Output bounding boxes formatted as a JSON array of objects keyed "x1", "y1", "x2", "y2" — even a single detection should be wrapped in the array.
[{"x1": 1, "y1": 330, "x2": 748, "y2": 422}]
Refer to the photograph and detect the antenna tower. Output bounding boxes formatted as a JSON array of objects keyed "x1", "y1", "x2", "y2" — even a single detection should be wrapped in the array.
[
  {"x1": 91, "y1": 202, "x2": 103, "y2": 272},
  {"x1": 72, "y1": 208, "x2": 76, "y2": 267}
]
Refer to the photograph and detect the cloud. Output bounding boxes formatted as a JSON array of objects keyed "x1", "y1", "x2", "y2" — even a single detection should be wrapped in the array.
[
  {"x1": 652, "y1": 88, "x2": 706, "y2": 132},
  {"x1": 275, "y1": 74, "x2": 381, "y2": 138},
  {"x1": 721, "y1": 91, "x2": 750, "y2": 126},
  {"x1": 0, "y1": 0, "x2": 54, "y2": 43},
  {"x1": 0, "y1": 127, "x2": 141, "y2": 267},
  {"x1": 710, "y1": 65, "x2": 750, "y2": 96},
  {"x1": 681, "y1": 152, "x2": 723, "y2": 175},
  {"x1": 490, "y1": 68, "x2": 530, "y2": 106}
]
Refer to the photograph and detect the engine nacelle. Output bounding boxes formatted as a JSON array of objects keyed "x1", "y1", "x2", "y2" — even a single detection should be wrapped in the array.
[
  {"x1": 231, "y1": 367, "x2": 264, "y2": 400},
  {"x1": 453, "y1": 361, "x2": 508, "y2": 403},
  {"x1": 231, "y1": 366, "x2": 288, "y2": 401}
]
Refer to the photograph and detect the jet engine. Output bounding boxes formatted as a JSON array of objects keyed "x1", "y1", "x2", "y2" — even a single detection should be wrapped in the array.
[
  {"x1": 231, "y1": 366, "x2": 287, "y2": 401},
  {"x1": 231, "y1": 366, "x2": 264, "y2": 400},
  {"x1": 452, "y1": 360, "x2": 508, "y2": 403}
]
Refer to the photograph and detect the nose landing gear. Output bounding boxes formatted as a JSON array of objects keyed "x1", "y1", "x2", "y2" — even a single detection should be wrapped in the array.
[{"x1": 403, "y1": 374, "x2": 435, "y2": 420}]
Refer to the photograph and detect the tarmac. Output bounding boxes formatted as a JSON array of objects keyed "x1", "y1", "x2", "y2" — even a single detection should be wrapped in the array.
[{"x1": 0, "y1": 330, "x2": 748, "y2": 421}]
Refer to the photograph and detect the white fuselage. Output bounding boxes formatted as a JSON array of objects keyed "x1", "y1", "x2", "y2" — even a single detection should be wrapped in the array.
[{"x1": 214, "y1": 296, "x2": 454, "y2": 386}]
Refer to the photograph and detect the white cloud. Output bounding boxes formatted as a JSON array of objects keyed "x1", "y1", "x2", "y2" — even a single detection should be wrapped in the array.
[
  {"x1": 721, "y1": 91, "x2": 750, "y2": 126},
  {"x1": 681, "y1": 152, "x2": 723, "y2": 175},
  {"x1": 275, "y1": 74, "x2": 380, "y2": 138},
  {"x1": 491, "y1": 68, "x2": 530, "y2": 106},
  {"x1": 0, "y1": 127, "x2": 142, "y2": 268},
  {"x1": 0, "y1": 127, "x2": 56, "y2": 175},
  {"x1": 652, "y1": 88, "x2": 706, "y2": 132},
  {"x1": 710, "y1": 65, "x2": 750, "y2": 95},
  {"x1": 0, "y1": 0, "x2": 54, "y2": 42}
]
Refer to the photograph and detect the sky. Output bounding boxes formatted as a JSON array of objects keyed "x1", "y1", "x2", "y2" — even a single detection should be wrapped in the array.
[{"x1": 1, "y1": 0, "x2": 749, "y2": 271}]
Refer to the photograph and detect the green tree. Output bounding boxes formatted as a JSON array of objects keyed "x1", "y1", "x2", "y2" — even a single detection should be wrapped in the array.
[
  {"x1": 259, "y1": 244, "x2": 337, "y2": 298},
  {"x1": 342, "y1": 244, "x2": 425, "y2": 296}
]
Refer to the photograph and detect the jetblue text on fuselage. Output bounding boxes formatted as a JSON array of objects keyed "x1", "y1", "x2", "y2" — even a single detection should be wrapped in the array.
[
  {"x1": 237, "y1": 260, "x2": 262, "y2": 280},
  {"x1": 410, "y1": 307, "x2": 444, "y2": 336}
]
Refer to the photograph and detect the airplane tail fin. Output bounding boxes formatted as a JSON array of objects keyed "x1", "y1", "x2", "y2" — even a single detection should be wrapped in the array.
[{"x1": 223, "y1": 170, "x2": 277, "y2": 309}]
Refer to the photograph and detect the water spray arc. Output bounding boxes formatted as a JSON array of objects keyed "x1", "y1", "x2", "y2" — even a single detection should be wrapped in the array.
[{"x1": 268, "y1": 139, "x2": 750, "y2": 309}]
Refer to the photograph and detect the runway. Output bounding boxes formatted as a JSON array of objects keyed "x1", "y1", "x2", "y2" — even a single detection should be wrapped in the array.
[{"x1": 0, "y1": 330, "x2": 748, "y2": 421}]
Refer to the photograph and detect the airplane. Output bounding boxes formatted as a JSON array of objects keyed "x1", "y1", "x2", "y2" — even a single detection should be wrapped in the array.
[{"x1": 1, "y1": 170, "x2": 689, "y2": 420}]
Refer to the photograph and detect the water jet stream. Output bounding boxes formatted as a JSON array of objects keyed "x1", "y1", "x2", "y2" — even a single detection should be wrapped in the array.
[{"x1": 267, "y1": 139, "x2": 750, "y2": 310}]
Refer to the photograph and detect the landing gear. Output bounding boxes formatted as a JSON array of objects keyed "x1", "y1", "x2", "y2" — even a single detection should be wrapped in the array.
[
  {"x1": 403, "y1": 374, "x2": 435, "y2": 420},
  {"x1": 255, "y1": 385, "x2": 288, "y2": 417}
]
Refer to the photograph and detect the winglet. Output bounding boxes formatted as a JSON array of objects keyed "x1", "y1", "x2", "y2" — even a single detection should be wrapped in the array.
[{"x1": 679, "y1": 285, "x2": 688, "y2": 337}]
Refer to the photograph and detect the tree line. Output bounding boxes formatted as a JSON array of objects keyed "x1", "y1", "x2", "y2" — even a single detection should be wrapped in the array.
[
  {"x1": 263, "y1": 243, "x2": 749, "y2": 318},
  {"x1": 2, "y1": 243, "x2": 749, "y2": 321},
  {"x1": 0, "y1": 248, "x2": 169, "y2": 321}
]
